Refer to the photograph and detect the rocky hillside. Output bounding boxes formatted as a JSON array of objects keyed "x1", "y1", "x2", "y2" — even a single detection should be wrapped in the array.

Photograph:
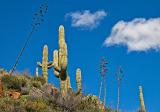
[{"x1": 0, "y1": 69, "x2": 113, "y2": 112}]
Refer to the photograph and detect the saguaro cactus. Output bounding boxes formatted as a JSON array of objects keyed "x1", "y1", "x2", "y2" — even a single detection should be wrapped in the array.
[
  {"x1": 37, "y1": 45, "x2": 53, "y2": 83},
  {"x1": 76, "y1": 68, "x2": 82, "y2": 94},
  {"x1": 52, "y1": 25, "x2": 69, "y2": 97},
  {"x1": 53, "y1": 25, "x2": 68, "y2": 80},
  {"x1": 139, "y1": 86, "x2": 146, "y2": 112},
  {"x1": 36, "y1": 67, "x2": 39, "y2": 77}
]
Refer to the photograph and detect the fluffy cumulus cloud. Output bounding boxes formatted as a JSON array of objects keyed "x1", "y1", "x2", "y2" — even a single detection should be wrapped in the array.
[
  {"x1": 66, "y1": 10, "x2": 107, "y2": 29},
  {"x1": 104, "y1": 18, "x2": 160, "y2": 52}
]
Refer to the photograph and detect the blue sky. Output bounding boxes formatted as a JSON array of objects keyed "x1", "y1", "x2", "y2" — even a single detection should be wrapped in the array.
[{"x1": 0, "y1": 0, "x2": 160, "y2": 111}]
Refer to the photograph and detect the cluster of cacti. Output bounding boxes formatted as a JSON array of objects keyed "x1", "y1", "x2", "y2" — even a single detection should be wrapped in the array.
[
  {"x1": 37, "y1": 25, "x2": 82, "y2": 98},
  {"x1": 37, "y1": 45, "x2": 53, "y2": 83},
  {"x1": 139, "y1": 86, "x2": 146, "y2": 112}
]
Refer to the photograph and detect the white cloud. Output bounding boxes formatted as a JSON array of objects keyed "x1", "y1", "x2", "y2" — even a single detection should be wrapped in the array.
[
  {"x1": 66, "y1": 10, "x2": 107, "y2": 29},
  {"x1": 104, "y1": 18, "x2": 160, "y2": 52}
]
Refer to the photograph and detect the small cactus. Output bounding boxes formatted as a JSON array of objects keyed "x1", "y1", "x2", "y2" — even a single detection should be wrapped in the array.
[
  {"x1": 36, "y1": 67, "x2": 39, "y2": 77},
  {"x1": 139, "y1": 86, "x2": 146, "y2": 112},
  {"x1": 76, "y1": 68, "x2": 82, "y2": 94},
  {"x1": 37, "y1": 45, "x2": 53, "y2": 83}
]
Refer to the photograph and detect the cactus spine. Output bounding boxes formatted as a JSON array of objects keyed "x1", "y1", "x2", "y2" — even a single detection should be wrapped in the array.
[
  {"x1": 76, "y1": 68, "x2": 82, "y2": 94},
  {"x1": 37, "y1": 45, "x2": 53, "y2": 83},
  {"x1": 139, "y1": 86, "x2": 146, "y2": 112},
  {"x1": 36, "y1": 67, "x2": 39, "y2": 77}
]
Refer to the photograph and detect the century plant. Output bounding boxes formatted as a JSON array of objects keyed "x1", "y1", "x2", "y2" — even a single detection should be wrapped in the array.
[
  {"x1": 139, "y1": 86, "x2": 146, "y2": 112},
  {"x1": 99, "y1": 57, "x2": 108, "y2": 110},
  {"x1": 115, "y1": 66, "x2": 125, "y2": 112},
  {"x1": 37, "y1": 45, "x2": 53, "y2": 83}
]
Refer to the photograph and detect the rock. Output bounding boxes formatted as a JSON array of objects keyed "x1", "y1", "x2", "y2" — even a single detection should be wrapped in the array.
[
  {"x1": 9, "y1": 91, "x2": 21, "y2": 99},
  {"x1": 29, "y1": 87, "x2": 44, "y2": 98}
]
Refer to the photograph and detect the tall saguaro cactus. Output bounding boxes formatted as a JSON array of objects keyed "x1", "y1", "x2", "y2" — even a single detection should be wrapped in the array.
[
  {"x1": 53, "y1": 25, "x2": 68, "y2": 80},
  {"x1": 139, "y1": 86, "x2": 146, "y2": 112},
  {"x1": 37, "y1": 45, "x2": 53, "y2": 83},
  {"x1": 52, "y1": 25, "x2": 69, "y2": 97},
  {"x1": 76, "y1": 68, "x2": 82, "y2": 94}
]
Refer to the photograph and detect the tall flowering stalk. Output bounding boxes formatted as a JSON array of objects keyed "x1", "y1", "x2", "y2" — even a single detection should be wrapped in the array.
[
  {"x1": 10, "y1": 0, "x2": 48, "y2": 75},
  {"x1": 115, "y1": 66, "x2": 125, "y2": 112},
  {"x1": 99, "y1": 57, "x2": 108, "y2": 109}
]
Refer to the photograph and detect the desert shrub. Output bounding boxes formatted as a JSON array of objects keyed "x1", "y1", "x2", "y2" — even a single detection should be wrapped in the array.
[
  {"x1": 75, "y1": 95, "x2": 104, "y2": 112},
  {"x1": 2, "y1": 75, "x2": 27, "y2": 91},
  {"x1": 25, "y1": 99, "x2": 49, "y2": 112},
  {"x1": 31, "y1": 81, "x2": 42, "y2": 89},
  {"x1": 32, "y1": 77, "x2": 46, "y2": 85},
  {"x1": 21, "y1": 86, "x2": 30, "y2": 95}
]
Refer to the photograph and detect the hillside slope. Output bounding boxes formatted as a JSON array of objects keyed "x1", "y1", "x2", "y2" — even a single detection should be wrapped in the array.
[{"x1": 0, "y1": 70, "x2": 113, "y2": 112}]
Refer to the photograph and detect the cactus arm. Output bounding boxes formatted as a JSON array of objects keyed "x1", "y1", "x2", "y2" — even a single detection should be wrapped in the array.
[
  {"x1": 37, "y1": 62, "x2": 42, "y2": 67},
  {"x1": 48, "y1": 61, "x2": 53, "y2": 66},
  {"x1": 54, "y1": 66, "x2": 60, "y2": 72},
  {"x1": 54, "y1": 70, "x2": 60, "y2": 78},
  {"x1": 47, "y1": 62, "x2": 54, "y2": 69},
  {"x1": 48, "y1": 64, "x2": 54, "y2": 69}
]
